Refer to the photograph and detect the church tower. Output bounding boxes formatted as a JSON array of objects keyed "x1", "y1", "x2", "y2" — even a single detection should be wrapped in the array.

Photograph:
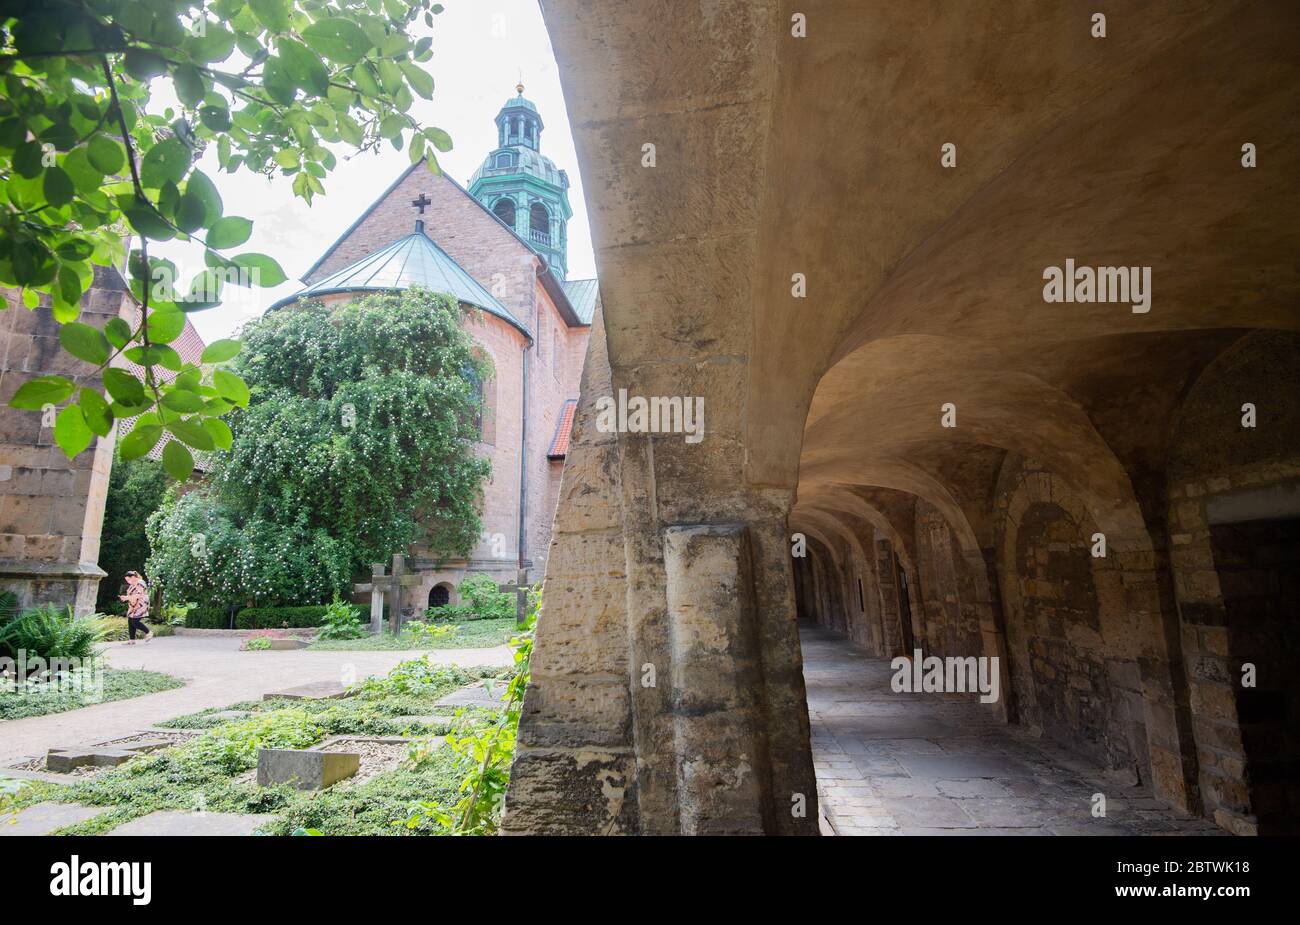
[{"x1": 469, "y1": 83, "x2": 573, "y2": 279}]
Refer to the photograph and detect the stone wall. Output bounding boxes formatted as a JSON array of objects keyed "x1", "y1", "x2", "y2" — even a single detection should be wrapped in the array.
[{"x1": 0, "y1": 267, "x2": 126, "y2": 615}]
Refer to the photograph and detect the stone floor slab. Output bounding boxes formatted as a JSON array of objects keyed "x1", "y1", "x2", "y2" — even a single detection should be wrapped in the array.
[
  {"x1": 106, "y1": 810, "x2": 277, "y2": 836},
  {"x1": 0, "y1": 802, "x2": 108, "y2": 836}
]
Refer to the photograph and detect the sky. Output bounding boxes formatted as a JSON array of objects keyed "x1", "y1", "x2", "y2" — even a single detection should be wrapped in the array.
[{"x1": 154, "y1": 0, "x2": 595, "y2": 345}]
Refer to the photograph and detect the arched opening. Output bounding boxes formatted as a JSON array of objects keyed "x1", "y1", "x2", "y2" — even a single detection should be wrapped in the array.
[
  {"x1": 492, "y1": 197, "x2": 516, "y2": 228},
  {"x1": 529, "y1": 202, "x2": 550, "y2": 246},
  {"x1": 428, "y1": 583, "x2": 451, "y2": 608}
]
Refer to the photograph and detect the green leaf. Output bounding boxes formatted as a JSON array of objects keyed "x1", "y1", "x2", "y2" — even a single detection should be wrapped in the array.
[
  {"x1": 190, "y1": 24, "x2": 236, "y2": 63},
  {"x1": 168, "y1": 417, "x2": 216, "y2": 451},
  {"x1": 13, "y1": 140, "x2": 44, "y2": 178},
  {"x1": 9, "y1": 375, "x2": 74, "y2": 410},
  {"x1": 104, "y1": 318, "x2": 133, "y2": 350},
  {"x1": 123, "y1": 50, "x2": 168, "y2": 81},
  {"x1": 201, "y1": 417, "x2": 234, "y2": 450},
  {"x1": 213, "y1": 369, "x2": 250, "y2": 407},
  {"x1": 174, "y1": 64, "x2": 205, "y2": 108},
  {"x1": 201, "y1": 339, "x2": 242, "y2": 363},
  {"x1": 207, "y1": 216, "x2": 253, "y2": 249},
  {"x1": 103, "y1": 368, "x2": 146, "y2": 405},
  {"x1": 79, "y1": 388, "x2": 113, "y2": 437},
  {"x1": 141, "y1": 138, "x2": 192, "y2": 189},
  {"x1": 303, "y1": 18, "x2": 373, "y2": 64},
  {"x1": 58, "y1": 322, "x2": 111, "y2": 365},
  {"x1": 125, "y1": 344, "x2": 183, "y2": 372},
  {"x1": 124, "y1": 201, "x2": 176, "y2": 241},
  {"x1": 119, "y1": 424, "x2": 162, "y2": 461},
  {"x1": 424, "y1": 127, "x2": 453, "y2": 153},
  {"x1": 231, "y1": 254, "x2": 287, "y2": 287},
  {"x1": 250, "y1": 0, "x2": 292, "y2": 33},
  {"x1": 147, "y1": 308, "x2": 186, "y2": 344},
  {"x1": 42, "y1": 166, "x2": 74, "y2": 206},
  {"x1": 161, "y1": 439, "x2": 196, "y2": 481},
  {"x1": 54, "y1": 405, "x2": 93, "y2": 458},
  {"x1": 278, "y1": 38, "x2": 329, "y2": 96},
  {"x1": 400, "y1": 61, "x2": 434, "y2": 99},
  {"x1": 86, "y1": 136, "x2": 126, "y2": 175},
  {"x1": 161, "y1": 389, "x2": 205, "y2": 413},
  {"x1": 185, "y1": 170, "x2": 223, "y2": 226}
]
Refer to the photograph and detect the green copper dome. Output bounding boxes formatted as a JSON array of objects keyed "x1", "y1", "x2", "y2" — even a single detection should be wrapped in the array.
[{"x1": 469, "y1": 82, "x2": 573, "y2": 279}]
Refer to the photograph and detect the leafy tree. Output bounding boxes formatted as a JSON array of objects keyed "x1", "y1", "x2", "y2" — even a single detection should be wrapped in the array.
[
  {"x1": 95, "y1": 452, "x2": 169, "y2": 610},
  {"x1": 147, "y1": 288, "x2": 491, "y2": 609},
  {"x1": 1, "y1": 0, "x2": 452, "y2": 473}
]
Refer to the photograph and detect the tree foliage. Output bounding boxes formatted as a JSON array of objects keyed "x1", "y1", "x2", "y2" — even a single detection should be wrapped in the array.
[
  {"x1": 1, "y1": 0, "x2": 451, "y2": 468},
  {"x1": 146, "y1": 288, "x2": 491, "y2": 610}
]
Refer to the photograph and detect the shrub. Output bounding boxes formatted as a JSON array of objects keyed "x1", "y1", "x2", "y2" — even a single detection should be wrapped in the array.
[
  {"x1": 458, "y1": 574, "x2": 515, "y2": 621},
  {"x1": 318, "y1": 599, "x2": 367, "y2": 640},
  {"x1": 234, "y1": 604, "x2": 366, "y2": 630},
  {"x1": 0, "y1": 604, "x2": 108, "y2": 662},
  {"x1": 424, "y1": 603, "x2": 475, "y2": 622},
  {"x1": 185, "y1": 606, "x2": 233, "y2": 630}
]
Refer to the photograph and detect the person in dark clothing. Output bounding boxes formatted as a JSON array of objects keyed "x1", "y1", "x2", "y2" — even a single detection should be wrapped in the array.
[{"x1": 119, "y1": 571, "x2": 153, "y2": 643}]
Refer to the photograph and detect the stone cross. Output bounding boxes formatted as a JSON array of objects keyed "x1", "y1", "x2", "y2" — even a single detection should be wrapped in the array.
[
  {"x1": 411, "y1": 192, "x2": 431, "y2": 214},
  {"x1": 498, "y1": 568, "x2": 530, "y2": 627}
]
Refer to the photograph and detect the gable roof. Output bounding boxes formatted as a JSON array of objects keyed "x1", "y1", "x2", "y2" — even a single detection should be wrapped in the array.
[
  {"x1": 547, "y1": 398, "x2": 578, "y2": 459},
  {"x1": 561, "y1": 278, "x2": 600, "y2": 325},
  {"x1": 268, "y1": 227, "x2": 530, "y2": 337},
  {"x1": 299, "y1": 159, "x2": 590, "y2": 327}
]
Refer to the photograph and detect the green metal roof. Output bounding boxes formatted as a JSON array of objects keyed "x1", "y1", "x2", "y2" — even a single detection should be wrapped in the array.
[
  {"x1": 270, "y1": 227, "x2": 531, "y2": 337},
  {"x1": 561, "y1": 278, "x2": 599, "y2": 325}
]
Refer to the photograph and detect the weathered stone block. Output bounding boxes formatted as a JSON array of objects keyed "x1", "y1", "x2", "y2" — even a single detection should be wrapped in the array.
[{"x1": 256, "y1": 748, "x2": 359, "y2": 790}]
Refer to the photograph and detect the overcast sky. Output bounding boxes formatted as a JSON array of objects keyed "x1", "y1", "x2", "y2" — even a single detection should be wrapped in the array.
[{"x1": 154, "y1": 0, "x2": 595, "y2": 345}]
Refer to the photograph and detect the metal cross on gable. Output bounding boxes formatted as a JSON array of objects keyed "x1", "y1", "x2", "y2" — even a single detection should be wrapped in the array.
[{"x1": 412, "y1": 192, "x2": 431, "y2": 214}]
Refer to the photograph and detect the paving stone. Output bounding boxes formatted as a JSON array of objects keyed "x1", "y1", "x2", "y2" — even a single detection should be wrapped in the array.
[
  {"x1": 257, "y1": 748, "x2": 359, "y2": 790},
  {"x1": 434, "y1": 680, "x2": 507, "y2": 709},
  {"x1": 896, "y1": 755, "x2": 1032, "y2": 779},
  {"x1": 263, "y1": 680, "x2": 350, "y2": 701},
  {"x1": 0, "y1": 802, "x2": 107, "y2": 836},
  {"x1": 107, "y1": 810, "x2": 277, "y2": 836},
  {"x1": 887, "y1": 797, "x2": 976, "y2": 829}
]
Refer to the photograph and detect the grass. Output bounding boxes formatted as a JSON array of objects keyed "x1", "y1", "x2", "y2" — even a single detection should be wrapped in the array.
[
  {"x1": 0, "y1": 669, "x2": 183, "y2": 721},
  {"x1": 308, "y1": 617, "x2": 519, "y2": 651},
  {"x1": 15, "y1": 657, "x2": 510, "y2": 835}
]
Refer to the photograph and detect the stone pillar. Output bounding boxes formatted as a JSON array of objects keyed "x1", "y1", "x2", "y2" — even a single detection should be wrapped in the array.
[
  {"x1": 665, "y1": 524, "x2": 774, "y2": 834},
  {"x1": 0, "y1": 267, "x2": 127, "y2": 615},
  {"x1": 388, "y1": 553, "x2": 404, "y2": 634},
  {"x1": 369, "y1": 563, "x2": 386, "y2": 634}
]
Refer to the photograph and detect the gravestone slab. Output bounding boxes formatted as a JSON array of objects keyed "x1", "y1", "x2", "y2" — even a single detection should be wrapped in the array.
[
  {"x1": 0, "y1": 802, "x2": 107, "y2": 836},
  {"x1": 257, "y1": 748, "x2": 360, "y2": 790},
  {"x1": 264, "y1": 639, "x2": 309, "y2": 650},
  {"x1": 263, "y1": 681, "x2": 350, "y2": 701},
  {"x1": 107, "y1": 810, "x2": 278, "y2": 836},
  {"x1": 46, "y1": 747, "x2": 138, "y2": 773},
  {"x1": 434, "y1": 681, "x2": 507, "y2": 709}
]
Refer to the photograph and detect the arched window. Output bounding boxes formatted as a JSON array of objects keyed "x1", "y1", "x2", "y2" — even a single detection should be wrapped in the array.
[
  {"x1": 529, "y1": 202, "x2": 550, "y2": 246},
  {"x1": 428, "y1": 584, "x2": 450, "y2": 608},
  {"x1": 495, "y1": 152, "x2": 514, "y2": 169},
  {"x1": 493, "y1": 197, "x2": 516, "y2": 228}
]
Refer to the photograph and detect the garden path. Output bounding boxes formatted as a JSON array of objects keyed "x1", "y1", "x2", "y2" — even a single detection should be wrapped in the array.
[{"x1": 0, "y1": 636, "x2": 512, "y2": 765}]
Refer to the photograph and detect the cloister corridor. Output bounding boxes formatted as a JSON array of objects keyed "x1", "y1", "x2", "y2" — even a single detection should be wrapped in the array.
[{"x1": 801, "y1": 623, "x2": 1224, "y2": 836}]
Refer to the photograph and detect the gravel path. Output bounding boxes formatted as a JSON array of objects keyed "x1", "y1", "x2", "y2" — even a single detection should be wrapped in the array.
[{"x1": 0, "y1": 635, "x2": 512, "y2": 765}]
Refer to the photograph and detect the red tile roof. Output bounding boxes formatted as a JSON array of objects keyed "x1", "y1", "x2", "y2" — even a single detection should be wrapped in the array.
[{"x1": 547, "y1": 398, "x2": 578, "y2": 459}]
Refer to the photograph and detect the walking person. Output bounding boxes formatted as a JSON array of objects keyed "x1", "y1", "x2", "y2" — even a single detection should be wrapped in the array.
[{"x1": 120, "y1": 571, "x2": 153, "y2": 644}]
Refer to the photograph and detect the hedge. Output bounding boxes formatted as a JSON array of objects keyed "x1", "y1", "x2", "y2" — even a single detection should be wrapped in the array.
[
  {"x1": 234, "y1": 604, "x2": 367, "y2": 630},
  {"x1": 185, "y1": 606, "x2": 235, "y2": 629}
]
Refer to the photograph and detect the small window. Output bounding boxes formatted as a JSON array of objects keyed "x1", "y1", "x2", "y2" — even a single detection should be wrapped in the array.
[
  {"x1": 495, "y1": 152, "x2": 514, "y2": 169},
  {"x1": 493, "y1": 197, "x2": 516, "y2": 228},
  {"x1": 429, "y1": 584, "x2": 450, "y2": 608}
]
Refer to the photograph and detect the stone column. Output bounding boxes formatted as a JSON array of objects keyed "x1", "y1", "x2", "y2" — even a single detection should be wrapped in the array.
[
  {"x1": 665, "y1": 524, "x2": 774, "y2": 834},
  {"x1": 388, "y1": 553, "x2": 404, "y2": 634}
]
